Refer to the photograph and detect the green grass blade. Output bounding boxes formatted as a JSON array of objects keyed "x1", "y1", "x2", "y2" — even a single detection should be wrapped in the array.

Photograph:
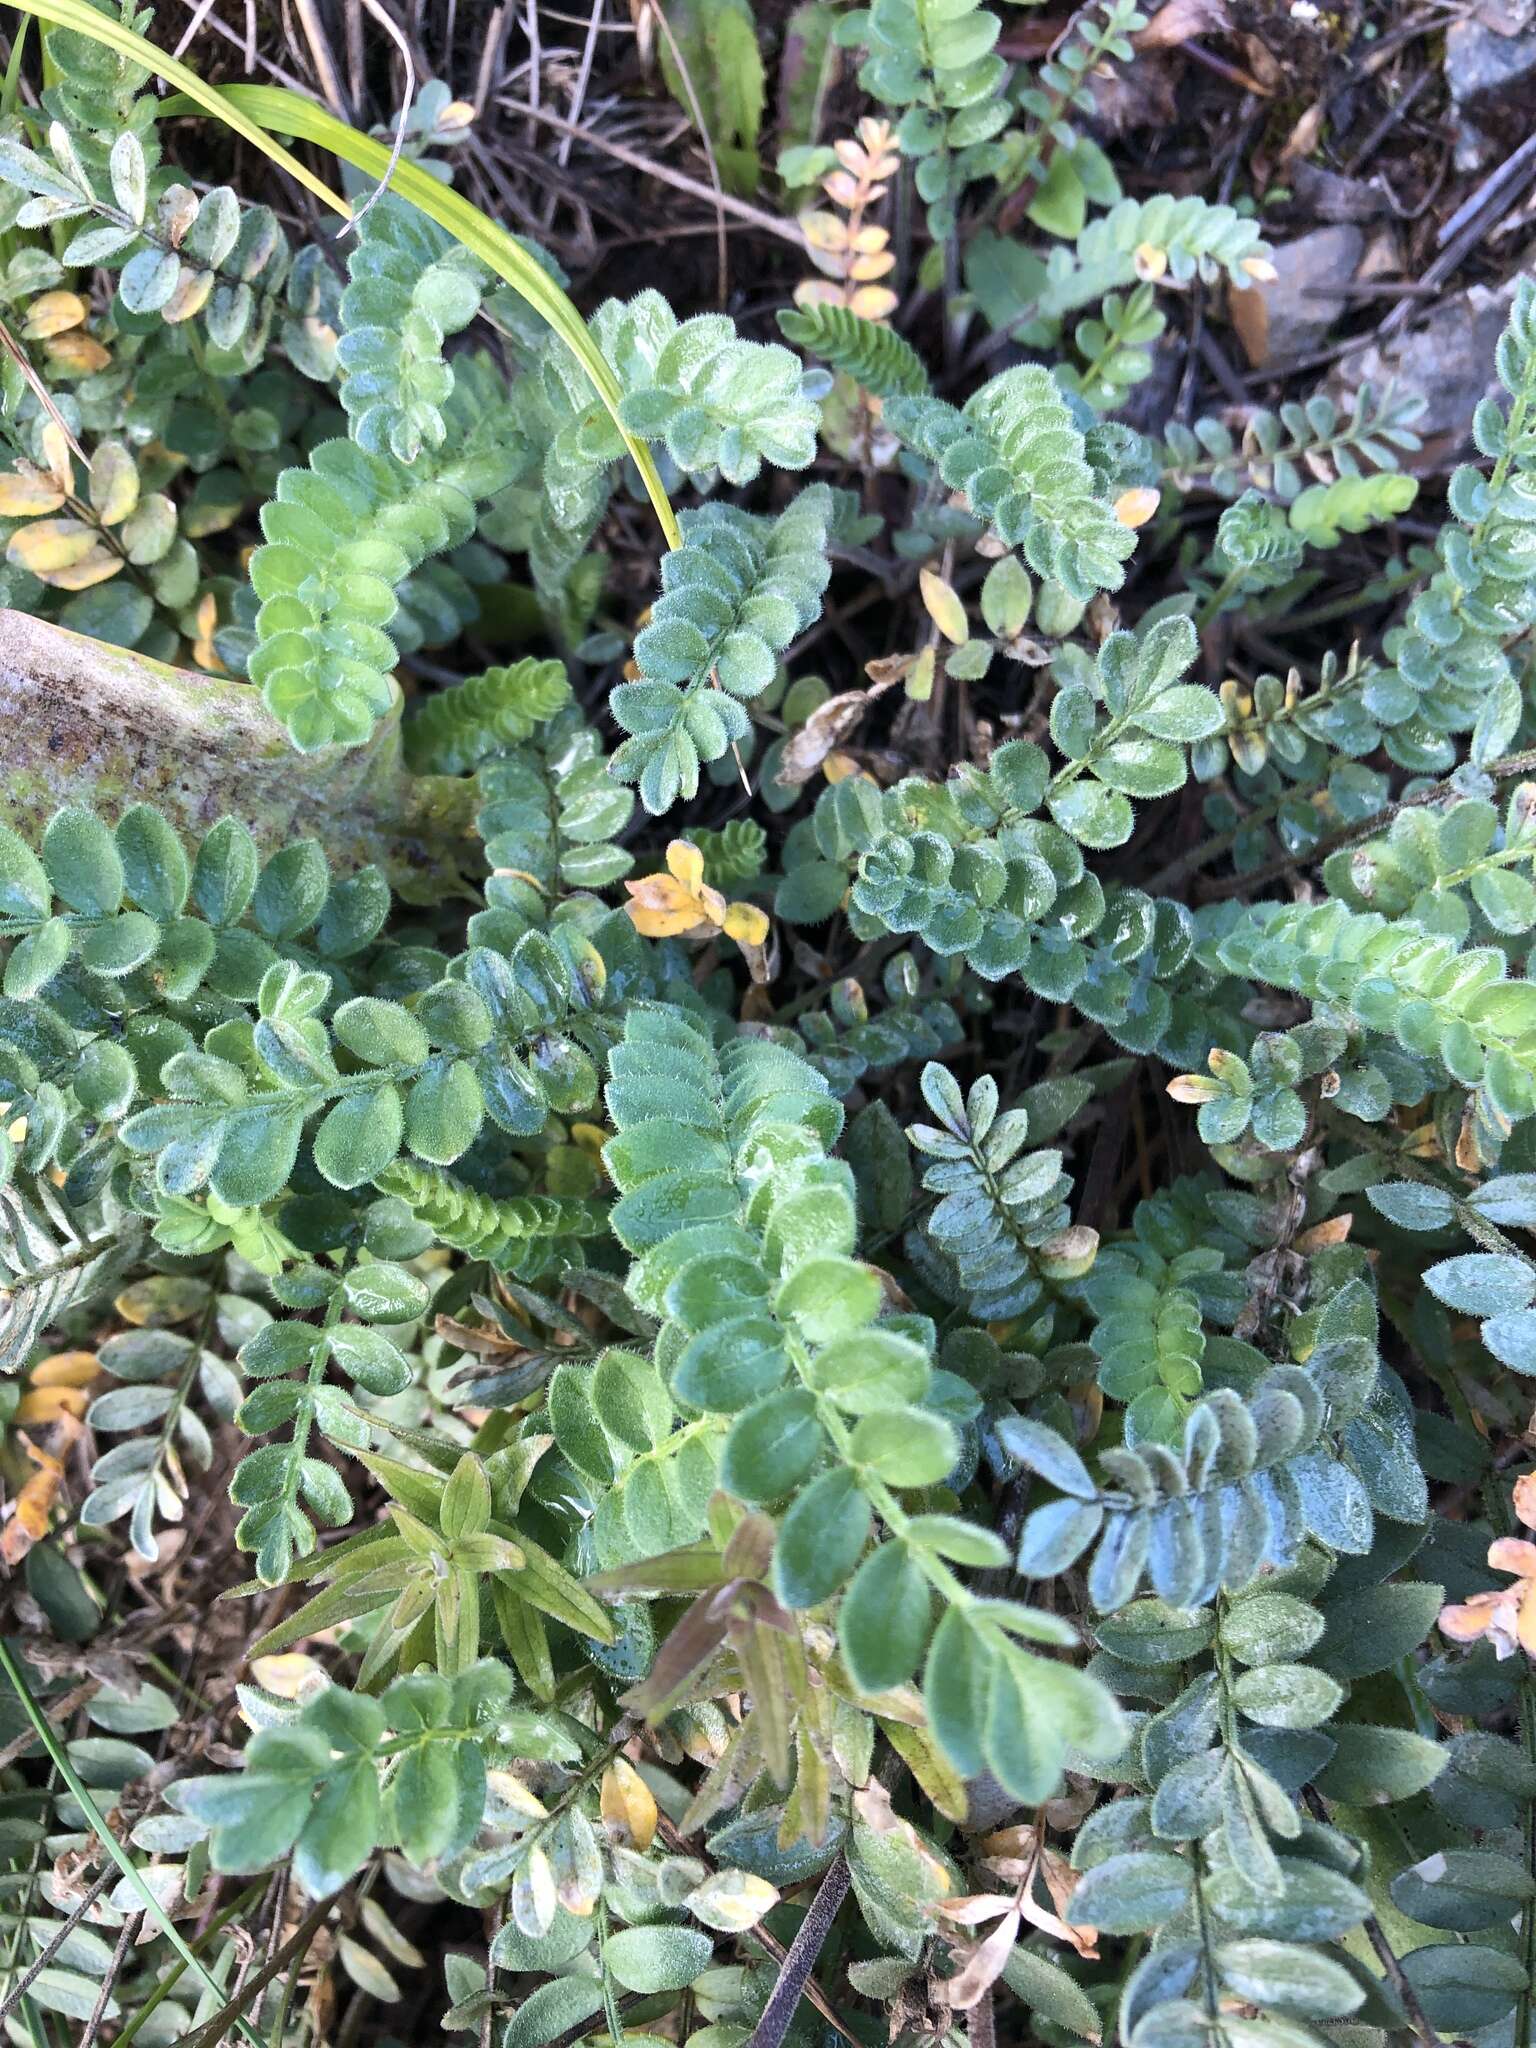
[
  {"x1": 0, "y1": 1637, "x2": 266, "y2": 2048},
  {"x1": 3, "y1": 0, "x2": 682, "y2": 549}
]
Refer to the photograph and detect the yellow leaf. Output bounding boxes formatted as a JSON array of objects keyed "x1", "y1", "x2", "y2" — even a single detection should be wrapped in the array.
[
  {"x1": 7, "y1": 517, "x2": 97, "y2": 574},
  {"x1": 848, "y1": 285, "x2": 899, "y2": 321},
  {"x1": 250, "y1": 1652, "x2": 325, "y2": 1698},
  {"x1": 2, "y1": 1429, "x2": 74, "y2": 1564},
  {"x1": 89, "y1": 441, "x2": 140, "y2": 526},
  {"x1": 907, "y1": 646, "x2": 936, "y2": 702},
  {"x1": 666, "y1": 839, "x2": 706, "y2": 895},
  {"x1": 30, "y1": 1350, "x2": 101, "y2": 1387},
  {"x1": 22, "y1": 289, "x2": 86, "y2": 338},
  {"x1": 43, "y1": 331, "x2": 111, "y2": 373},
  {"x1": 722, "y1": 902, "x2": 769, "y2": 946},
  {"x1": 919, "y1": 567, "x2": 969, "y2": 645},
  {"x1": 847, "y1": 251, "x2": 896, "y2": 283},
  {"x1": 1114, "y1": 487, "x2": 1161, "y2": 529},
  {"x1": 161, "y1": 267, "x2": 214, "y2": 326},
  {"x1": 1166, "y1": 1075, "x2": 1221, "y2": 1103},
  {"x1": 623, "y1": 872, "x2": 709, "y2": 938},
  {"x1": 40, "y1": 545, "x2": 122, "y2": 590},
  {"x1": 1240, "y1": 255, "x2": 1279, "y2": 283},
  {"x1": 0, "y1": 471, "x2": 65, "y2": 516},
  {"x1": 800, "y1": 210, "x2": 850, "y2": 253},
  {"x1": 600, "y1": 1757, "x2": 658, "y2": 1850},
  {"x1": 40, "y1": 421, "x2": 73, "y2": 493},
  {"x1": 1133, "y1": 242, "x2": 1168, "y2": 282},
  {"x1": 487, "y1": 1769, "x2": 550, "y2": 1821},
  {"x1": 15, "y1": 1384, "x2": 89, "y2": 1424},
  {"x1": 191, "y1": 590, "x2": 224, "y2": 672}
]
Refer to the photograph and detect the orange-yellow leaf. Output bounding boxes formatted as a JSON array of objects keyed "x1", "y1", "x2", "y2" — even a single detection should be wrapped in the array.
[
  {"x1": 847, "y1": 251, "x2": 896, "y2": 283},
  {"x1": 0, "y1": 471, "x2": 66, "y2": 516},
  {"x1": 161, "y1": 267, "x2": 214, "y2": 326},
  {"x1": 43, "y1": 332, "x2": 112, "y2": 374},
  {"x1": 600, "y1": 1757, "x2": 658, "y2": 1850},
  {"x1": 666, "y1": 839, "x2": 706, "y2": 895},
  {"x1": 30, "y1": 1350, "x2": 101, "y2": 1388},
  {"x1": 920, "y1": 567, "x2": 969, "y2": 646},
  {"x1": 848, "y1": 285, "x2": 899, "y2": 321},
  {"x1": 1166, "y1": 1074, "x2": 1220, "y2": 1103},
  {"x1": 40, "y1": 546, "x2": 123, "y2": 591},
  {"x1": 1114, "y1": 487, "x2": 1161, "y2": 529},
  {"x1": 15, "y1": 1383, "x2": 90, "y2": 1424},
  {"x1": 40, "y1": 421, "x2": 74, "y2": 494},
  {"x1": 191, "y1": 590, "x2": 225, "y2": 672},
  {"x1": 722, "y1": 902, "x2": 769, "y2": 946},
  {"x1": 250, "y1": 1652, "x2": 325, "y2": 1698},
  {"x1": 22, "y1": 290, "x2": 86, "y2": 338},
  {"x1": 89, "y1": 441, "x2": 140, "y2": 526},
  {"x1": 623, "y1": 872, "x2": 708, "y2": 938},
  {"x1": 1, "y1": 1432, "x2": 73, "y2": 1564},
  {"x1": 7, "y1": 518, "x2": 97, "y2": 574},
  {"x1": 800, "y1": 210, "x2": 849, "y2": 254}
]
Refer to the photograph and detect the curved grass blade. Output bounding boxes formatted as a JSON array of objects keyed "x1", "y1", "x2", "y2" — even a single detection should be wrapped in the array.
[{"x1": 2, "y1": 0, "x2": 682, "y2": 549}]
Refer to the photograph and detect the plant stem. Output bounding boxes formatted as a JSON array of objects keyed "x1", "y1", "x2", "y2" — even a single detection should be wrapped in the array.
[{"x1": 0, "y1": 1638, "x2": 267, "y2": 2048}]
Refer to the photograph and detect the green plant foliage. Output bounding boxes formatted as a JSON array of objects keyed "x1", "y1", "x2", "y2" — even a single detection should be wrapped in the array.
[
  {"x1": 884, "y1": 367, "x2": 1140, "y2": 596},
  {"x1": 1383, "y1": 276, "x2": 1536, "y2": 772},
  {"x1": 1163, "y1": 381, "x2": 1426, "y2": 501},
  {"x1": 403, "y1": 656, "x2": 572, "y2": 775},
  {"x1": 611, "y1": 489, "x2": 834, "y2": 811},
  {"x1": 776, "y1": 300, "x2": 930, "y2": 396},
  {"x1": 336, "y1": 193, "x2": 485, "y2": 461},
  {"x1": 248, "y1": 359, "x2": 526, "y2": 749},
  {"x1": 6, "y1": 8, "x2": 1536, "y2": 2046},
  {"x1": 909, "y1": 1061, "x2": 1092, "y2": 1320},
  {"x1": 657, "y1": 0, "x2": 766, "y2": 194}
]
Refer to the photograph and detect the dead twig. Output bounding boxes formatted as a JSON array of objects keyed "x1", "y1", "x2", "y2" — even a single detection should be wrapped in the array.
[
  {"x1": 742, "y1": 1853, "x2": 851, "y2": 2048},
  {"x1": 340, "y1": 0, "x2": 415, "y2": 237},
  {"x1": 493, "y1": 95, "x2": 804, "y2": 244},
  {"x1": 0, "y1": 1867, "x2": 116, "y2": 2029}
]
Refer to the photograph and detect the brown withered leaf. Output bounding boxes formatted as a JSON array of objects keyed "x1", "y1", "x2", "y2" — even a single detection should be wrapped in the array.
[
  {"x1": 433, "y1": 1312, "x2": 530, "y2": 1360},
  {"x1": 1135, "y1": 0, "x2": 1229, "y2": 45},
  {"x1": 942, "y1": 1909, "x2": 1020, "y2": 2009},
  {"x1": 775, "y1": 675, "x2": 899, "y2": 787}
]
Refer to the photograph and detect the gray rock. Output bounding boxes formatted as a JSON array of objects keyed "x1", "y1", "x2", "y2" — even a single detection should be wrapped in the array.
[
  {"x1": 1230, "y1": 226, "x2": 1363, "y2": 368},
  {"x1": 1332, "y1": 278, "x2": 1520, "y2": 466},
  {"x1": 1445, "y1": 20, "x2": 1536, "y2": 166}
]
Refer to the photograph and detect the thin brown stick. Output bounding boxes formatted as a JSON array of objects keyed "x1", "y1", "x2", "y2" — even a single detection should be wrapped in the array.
[
  {"x1": 0, "y1": 1677, "x2": 99, "y2": 1775},
  {"x1": 292, "y1": 0, "x2": 351, "y2": 117},
  {"x1": 179, "y1": 1890, "x2": 333, "y2": 2048},
  {"x1": 0, "y1": 1866, "x2": 116, "y2": 2028},
  {"x1": 341, "y1": 0, "x2": 415, "y2": 236},
  {"x1": 80, "y1": 1910, "x2": 141, "y2": 2048},
  {"x1": 493, "y1": 95, "x2": 803, "y2": 244}
]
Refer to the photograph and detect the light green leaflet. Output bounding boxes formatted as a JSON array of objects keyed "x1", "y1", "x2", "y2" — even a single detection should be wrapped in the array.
[{"x1": 6, "y1": 0, "x2": 683, "y2": 549}]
